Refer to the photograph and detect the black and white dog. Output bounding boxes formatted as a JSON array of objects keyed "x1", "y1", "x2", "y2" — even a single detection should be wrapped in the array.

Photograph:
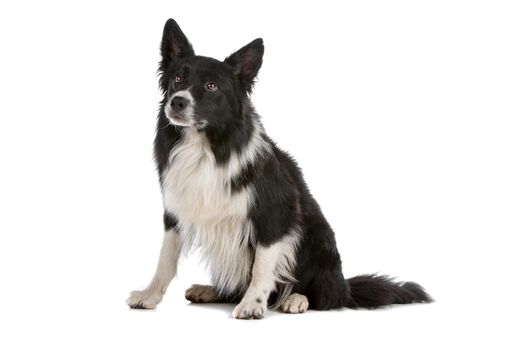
[{"x1": 127, "y1": 19, "x2": 432, "y2": 319}]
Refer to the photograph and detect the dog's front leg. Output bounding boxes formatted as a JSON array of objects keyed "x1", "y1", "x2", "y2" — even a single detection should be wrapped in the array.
[
  {"x1": 232, "y1": 242, "x2": 284, "y2": 319},
  {"x1": 127, "y1": 228, "x2": 182, "y2": 309}
]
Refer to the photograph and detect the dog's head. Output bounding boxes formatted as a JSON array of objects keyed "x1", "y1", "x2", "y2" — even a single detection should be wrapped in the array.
[{"x1": 158, "y1": 19, "x2": 264, "y2": 130}]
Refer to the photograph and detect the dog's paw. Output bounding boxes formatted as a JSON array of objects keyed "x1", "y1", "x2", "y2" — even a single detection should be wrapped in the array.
[
  {"x1": 281, "y1": 293, "x2": 309, "y2": 314},
  {"x1": 232, "y1": 298, "x2": 267, "y2": 319},
  {"x1": 127, "y1": 289, "x2": 162, "y2": 309},
  {"x1": 185, "y1": 284, "x2": 219, "y2": 303}
]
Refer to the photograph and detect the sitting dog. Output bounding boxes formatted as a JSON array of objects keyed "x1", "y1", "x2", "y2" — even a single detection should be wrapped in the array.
[{"x1": 127, "y1": 19, "x2": 432, "y2": 319}]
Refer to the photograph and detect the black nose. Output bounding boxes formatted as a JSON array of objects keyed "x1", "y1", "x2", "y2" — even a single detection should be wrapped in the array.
[{"x1": 170, "y1": 96, "x2": 190, "y2": 112}]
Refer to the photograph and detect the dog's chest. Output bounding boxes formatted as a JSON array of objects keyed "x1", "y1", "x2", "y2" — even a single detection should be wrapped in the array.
[
  {"x1": 161, "y1": 128, "x2": 254, "y2": 293},
  {"x1": 161, "y1": 129, "x2": 253, "y2": 225}
]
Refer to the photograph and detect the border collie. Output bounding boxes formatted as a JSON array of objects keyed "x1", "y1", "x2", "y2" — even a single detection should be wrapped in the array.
[{"x1": 127, "y1": 19, "x2": 432, "y2": 319}]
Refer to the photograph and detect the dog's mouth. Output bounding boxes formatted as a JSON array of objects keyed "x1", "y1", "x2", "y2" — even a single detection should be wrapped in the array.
[
  {"x1": 168, "y1": 114, "x2": 192, "y2": 127},
  {"x1": 165, "y1": 105, "x2": 206, "y2": 129},
  {"x1": 167, "y1": 114, "x2": 207, "y2": 130},
  {"x1": 165, "y1": 107, "x2": 193, "y2": 127}
]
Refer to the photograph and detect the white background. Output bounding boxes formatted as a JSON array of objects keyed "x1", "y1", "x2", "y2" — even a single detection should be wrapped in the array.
[{"x1": 0, "y1": 0, "x2": 524, "y2": 349}]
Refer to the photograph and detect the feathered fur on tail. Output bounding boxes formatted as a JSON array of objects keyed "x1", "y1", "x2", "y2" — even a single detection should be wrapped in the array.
[{"x1": 346, "y1": 274, "x2": 433, "y2": 309}]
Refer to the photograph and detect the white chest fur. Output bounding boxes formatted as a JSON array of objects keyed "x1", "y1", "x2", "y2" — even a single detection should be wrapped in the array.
[
  {"x1": 162, "y1": 127, "x2": 254, "y2": 226},
  {"x1": 161, "y1": 126, "x2": 269, "y2": 294}
]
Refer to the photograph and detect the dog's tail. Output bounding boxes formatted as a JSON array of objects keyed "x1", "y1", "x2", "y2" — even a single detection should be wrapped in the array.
[{"x1": 346, "y1": 274, "x2": 433, "y2": 309}]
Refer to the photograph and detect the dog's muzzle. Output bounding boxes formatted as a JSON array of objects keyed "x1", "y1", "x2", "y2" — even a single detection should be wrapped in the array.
[{"x1": 165, "y1": 94, "x2": 194, "y2": 127}]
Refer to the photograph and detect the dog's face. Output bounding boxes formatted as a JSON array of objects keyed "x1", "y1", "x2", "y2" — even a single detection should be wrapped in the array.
[
  {"x1": 159, "y1": 19, "x2": 264, "y2": 130},
  {"x1": 162, "y1": 56, "x2": 238, "y2": 129}
]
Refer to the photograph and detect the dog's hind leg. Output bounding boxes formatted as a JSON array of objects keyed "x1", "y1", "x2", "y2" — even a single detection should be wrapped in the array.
[
  {"x1": 281, "y1": 293, "x2": 309, "y2": 313},
  {"x1": 185, "y1": 284, "x2": 241, "y2": 303},
  {"x1": 127, "y1": 228, "x2": 182, "y2": 309},
  {"x1": 185, "y1": 284, "x2": 220, "y2": 303}
]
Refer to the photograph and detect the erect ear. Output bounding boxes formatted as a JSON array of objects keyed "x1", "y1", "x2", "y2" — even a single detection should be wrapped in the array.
[
  {"x1": 160, "y1": 19, "x2": 194, "y2": 71},
  {"x1": 224, "y1": 38, "x2": 264, "y2": 92}
]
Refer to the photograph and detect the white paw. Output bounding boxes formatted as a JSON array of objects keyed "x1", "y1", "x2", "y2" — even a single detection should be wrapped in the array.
[
  {"x1": 127, "y1": 289, "x2": 163, "y2": 309},
  {"x1": 185, "y1": 284, "x2": 219, "y2": 303},
  {"x1": 232, "y1": 298, "x2": 267, "y2": 319},
  {"x1": 281, "y1": 293, "x2": 309, "y2": 313}
]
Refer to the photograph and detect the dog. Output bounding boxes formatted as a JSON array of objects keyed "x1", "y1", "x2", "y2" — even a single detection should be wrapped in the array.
[{"x1": 127, "y1": 19, "x2": 432, "y2": 319}]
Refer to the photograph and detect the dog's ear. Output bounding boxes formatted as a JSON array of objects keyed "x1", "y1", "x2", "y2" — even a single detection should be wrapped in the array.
[
  {"x1": 160, "y1": 19, "x2": 194, "y2": 71},
  {"x1": 224, "y1": 38, "x2": 264, "y2": 93}
]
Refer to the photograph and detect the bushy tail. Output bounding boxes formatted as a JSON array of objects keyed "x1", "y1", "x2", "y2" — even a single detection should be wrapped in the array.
[{"x1": 346, "y1": 274, "x2": 433, "y2": 309}]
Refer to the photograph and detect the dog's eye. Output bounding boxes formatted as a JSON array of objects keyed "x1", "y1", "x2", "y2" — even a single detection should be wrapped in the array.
[
  {"x1": 175, "y1": 76, "x2": 183, "y2": 83},
  {"x1": 206, "y1": 82, "x2": 218, "y2": 91}
]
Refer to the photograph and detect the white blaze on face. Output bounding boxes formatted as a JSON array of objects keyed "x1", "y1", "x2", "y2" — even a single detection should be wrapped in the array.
[{"x1": 164, "y1": 88, "x2": 196, "y2": 127}]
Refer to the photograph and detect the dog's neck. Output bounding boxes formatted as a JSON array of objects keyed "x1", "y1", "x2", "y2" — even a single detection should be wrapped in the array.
[{"x1": 203, "y1": 104, "x2": 258, "y2": 166}]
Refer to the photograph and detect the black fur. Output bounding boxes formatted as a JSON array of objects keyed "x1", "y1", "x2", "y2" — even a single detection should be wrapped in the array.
[
  {"x1": 346, "y1": 275, "x2": 433, "y2": 309},
  {"x1": 163, "y1": 211, "x2": 178, "y2": 231},
  {"x1": 153, "y1": 19, "x2": 432, "y2": 310}
]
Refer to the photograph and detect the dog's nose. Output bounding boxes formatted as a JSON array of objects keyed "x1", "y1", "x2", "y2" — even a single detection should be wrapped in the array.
[{"x1": 170, "y1": 96, "x2": 190, "y2": 112}]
